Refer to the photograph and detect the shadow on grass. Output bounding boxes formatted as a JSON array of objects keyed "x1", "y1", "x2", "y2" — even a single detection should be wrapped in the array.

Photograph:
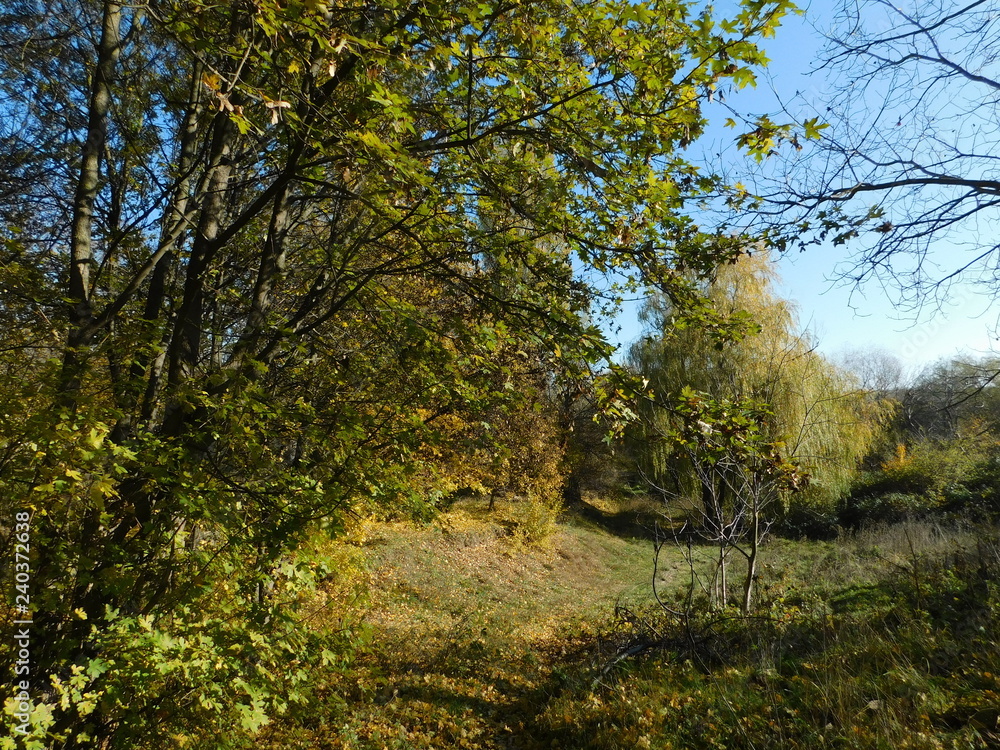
[
  {"x1": 566, "y1": 497, "x2": 665, "y2": 541},
  {"x1": 263, "y1": 524, "x2": 1000, "y2": 749}
]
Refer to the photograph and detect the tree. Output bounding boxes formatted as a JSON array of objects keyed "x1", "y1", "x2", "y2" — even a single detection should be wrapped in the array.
[
  {"x1": 750, "y1": 0, "x2": 1000, "y2": 312},
  {"x1": 662, "y1": 387, "x2": 803, "y2": 613},
  {"x1": 837, "y1": 347, "x2": 906, "y2": 398},
  {"x1": 0, "y1": 0, "x2": 796, "y2": 745},
  {"x1": 628, "y1": 252, "x2": 889, "y2": 607},
  {"x1": 896, "y1": 355, "x2": 1000, "y2": 438},
  {"x1": 840, "y1": 354, "x2": 1000, "y2": 525},
  {"x1": 408, "y1": 338, "x2": 568, "y2": 528},
  {"x1": 629, "y1": 251, "x2": 886, "y2": 514}
]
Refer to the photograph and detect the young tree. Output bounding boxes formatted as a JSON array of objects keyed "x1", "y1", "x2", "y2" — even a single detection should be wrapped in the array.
[
  {"x1": 0, "y1": 0, "x2": 796, "y2": 745},
  {"x1": 629, "y1": 252, "x2": 889, "y2": 608},
  {"x1": 664, "y1": 388, "x2": 803, "y2": 612}
]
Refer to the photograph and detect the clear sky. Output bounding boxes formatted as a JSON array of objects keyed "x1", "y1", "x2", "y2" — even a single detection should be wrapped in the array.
[
  {"x1": 774, "y1": 248, "x2": 999, "y2": 372},
  {"x1": 610, "y1": 0, "x2": 1000, "y2": 374}
]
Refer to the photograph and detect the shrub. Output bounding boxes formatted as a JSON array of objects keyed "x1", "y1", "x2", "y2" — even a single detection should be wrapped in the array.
[
  {"x1": 840, "y1": 436, "x2": 1000, "y2": 527},
  {"x1": 496, "y1": 495, "x2": 563, "y2": 546},
  {"x1": 839, "y1": 491, "x2": 938, "y2": 528}
]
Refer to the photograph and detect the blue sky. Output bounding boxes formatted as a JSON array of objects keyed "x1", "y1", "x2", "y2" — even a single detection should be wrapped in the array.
[
  {"x1": 610, "y1": 0, "x2": 1000, "y2": 372},
  {"x1": 775, "y1": 248, "x2": 999, "y2": 371}
]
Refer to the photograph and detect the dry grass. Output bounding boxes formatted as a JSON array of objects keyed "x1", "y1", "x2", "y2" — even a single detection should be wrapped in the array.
[{"x1": 261, "y1": 497, "x2": 664, "y2": 749}]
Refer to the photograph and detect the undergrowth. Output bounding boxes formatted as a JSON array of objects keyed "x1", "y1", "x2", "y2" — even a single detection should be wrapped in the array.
[{"x1": 537, "y1": 525, "x2": 1000, "y2": 749}]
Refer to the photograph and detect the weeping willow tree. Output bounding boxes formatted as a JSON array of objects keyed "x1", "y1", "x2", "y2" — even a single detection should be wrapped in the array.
[{"x1": 629, "y1": 250, "x2": 891, "y2": 517}]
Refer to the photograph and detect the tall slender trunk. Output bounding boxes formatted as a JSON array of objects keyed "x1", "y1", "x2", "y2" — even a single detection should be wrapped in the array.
[
  {"x1": 742, "y1": 491, "x2": 761, "y2": 615},
  {"x1": 113, "y1": 62, "x2": 206, "y2": 440},
  {"x1": 716, "y1": 543, "x2": 728, "y2": 610},
  {"x1": 38, "y1": 13, "x2": 124, "y2": 741},
  {"x1": 62, "y1": 0, "x2": 122, "y2": 393},
  {"x1": 162, "y1": 109, "x2": 236, "y2": 433}
]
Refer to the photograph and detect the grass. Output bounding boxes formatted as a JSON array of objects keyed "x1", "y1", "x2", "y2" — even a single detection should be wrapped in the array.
[
  {"x1": 261, "y1": 497, "x2": 663, "y2": 749},
  {"x1": 262, "y1": 501, "x2": 1000, "y2": 750},
  {"x1": 535, "y1": 520, "x2": 1000, "y2": 750}
]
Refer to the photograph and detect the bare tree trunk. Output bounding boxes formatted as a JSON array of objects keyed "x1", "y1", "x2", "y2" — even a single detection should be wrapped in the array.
[
  {"x1": 62, "y1": 0, "x2": 122, "y2": 391},
  {"x1": 742, "y1": 497, "x2": 760, "y2": 614}
]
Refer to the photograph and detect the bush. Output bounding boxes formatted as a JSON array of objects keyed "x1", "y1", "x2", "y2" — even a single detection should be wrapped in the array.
[
  {"x1": 942, "y1": 453, "x2": 1000, "y2": 519},
  {"x1": 839, "y1": 436, "x2": 1000, "y2": 527},
  {"x1": 839, "y1": 491, "x2": 938, "y2": 528},
  {"x1": 496, "y1": 495, "x2": 563, "y2": 546}
]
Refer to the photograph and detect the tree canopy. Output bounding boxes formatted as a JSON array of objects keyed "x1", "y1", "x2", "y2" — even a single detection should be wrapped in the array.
[{"x1": 0, "y1": 0, "x2": 797, "y2": 746}]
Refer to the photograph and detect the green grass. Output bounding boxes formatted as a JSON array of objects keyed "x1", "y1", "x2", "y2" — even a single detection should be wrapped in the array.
[
  {"x1": 534, "y1": 522, "x2": 1000, "y2": 750},
  {"x1": 262, "y1": 502, "x2": 1000, "y2": 750}
]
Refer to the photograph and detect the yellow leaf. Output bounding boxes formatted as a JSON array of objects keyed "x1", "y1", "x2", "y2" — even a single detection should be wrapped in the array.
[{"x1": 90, "y1": 477, "x2": 117, "y2": 502}]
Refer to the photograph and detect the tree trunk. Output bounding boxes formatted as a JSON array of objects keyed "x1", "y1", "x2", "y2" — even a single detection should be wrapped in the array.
[
  {"x1": 162, "y1": 109, "x2": 236, "y2": 433},
  {"x1": 118, "y1": 62, "x2": 207, "y2": 438},
  {"x1": 742, "y1": 500, "x2": 760, "y2": 615},
  {"x1": 562, "y1": 471, "x2": 583, "y2": 507},
  {"x1": 62, "y1": 0, "x2": 122, "y2": 391}
]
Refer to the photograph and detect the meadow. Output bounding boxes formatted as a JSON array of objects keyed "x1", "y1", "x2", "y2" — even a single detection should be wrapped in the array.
[{"x1": 261, "y1": 498, "x2": 1000, "y2": 749}]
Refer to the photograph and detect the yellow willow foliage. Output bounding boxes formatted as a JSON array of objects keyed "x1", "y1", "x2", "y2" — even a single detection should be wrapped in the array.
[{"x1": 630, "y1": 250, "x2": 894, "y2": 510}]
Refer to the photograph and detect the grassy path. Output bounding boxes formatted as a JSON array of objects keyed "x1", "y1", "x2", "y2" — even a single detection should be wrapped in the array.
[
  {"x1": 263, "y1": 502, "x2": 660, "y2": 749},
  {"x1": 264, "y1": 511, "x2": 1000, "y2": 749}
]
